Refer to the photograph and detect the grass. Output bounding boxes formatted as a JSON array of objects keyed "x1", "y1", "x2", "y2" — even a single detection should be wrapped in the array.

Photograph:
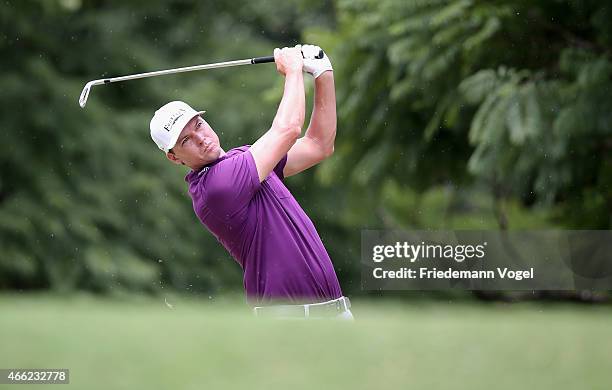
[{"x1": 0, "y1": 294, "x2": 610, "y2": 390}]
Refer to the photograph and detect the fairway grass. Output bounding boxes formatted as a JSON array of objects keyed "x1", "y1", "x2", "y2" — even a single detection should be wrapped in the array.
[{"x1": 0, "y1": 294, "x2": 610, "y2": 390}]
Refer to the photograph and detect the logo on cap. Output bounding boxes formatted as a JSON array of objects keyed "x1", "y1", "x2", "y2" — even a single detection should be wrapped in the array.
[{"x1": 163, "y1": 109, "x2": 186, "y2": 132}]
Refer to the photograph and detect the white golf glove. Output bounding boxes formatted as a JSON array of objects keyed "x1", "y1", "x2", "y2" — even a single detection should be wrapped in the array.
[{"x1": 300, "y1": 44, "x2": 333, "y2": 78}]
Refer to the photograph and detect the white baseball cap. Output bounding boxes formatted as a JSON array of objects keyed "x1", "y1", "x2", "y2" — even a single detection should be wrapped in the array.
[{"x1": 150, "y1": 101, "x2": 205, "y2": 153}]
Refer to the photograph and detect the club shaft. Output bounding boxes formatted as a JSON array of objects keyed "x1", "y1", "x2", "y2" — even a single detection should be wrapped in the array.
[
  {"x1": 78, "y1": 51, "x2": 321, "y2": 108},
  {"x1": 101, "y1": 58, "x2": 255, "y2": 85}
]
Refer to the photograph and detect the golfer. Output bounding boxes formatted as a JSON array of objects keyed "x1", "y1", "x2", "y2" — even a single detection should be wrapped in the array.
[{"x1": 149, "y1": 45, "x2": 352, "y2": 319}]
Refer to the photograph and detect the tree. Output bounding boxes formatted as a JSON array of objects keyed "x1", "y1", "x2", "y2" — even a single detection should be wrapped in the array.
[
  {"x1": 0, "y1": 0, "x2": 287, "y2": 292},
  {"x1": 313, "y1": 0, "x2": 611, "y2": 230}
]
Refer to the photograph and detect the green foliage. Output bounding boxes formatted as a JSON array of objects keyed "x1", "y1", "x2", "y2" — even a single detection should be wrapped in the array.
[
  {"x1": 315, "y1": 0, "x2": 611, "y2": 230},
  {"x1": 1, "y1": 0, "x2": 610, "y2": 297},
  {"x1": 0, "y1": 0, "x2": 292, "y2": 292}
]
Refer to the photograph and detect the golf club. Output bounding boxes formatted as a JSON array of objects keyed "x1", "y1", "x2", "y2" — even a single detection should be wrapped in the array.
[{"x1": 78, "y1": 50, "x2": 323, "y2": 108}]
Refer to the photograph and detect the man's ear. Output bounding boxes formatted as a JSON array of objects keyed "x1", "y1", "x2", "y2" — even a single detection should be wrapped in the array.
[{"x1": 166, "y1": 151, "x2": 183, "y2": 165}]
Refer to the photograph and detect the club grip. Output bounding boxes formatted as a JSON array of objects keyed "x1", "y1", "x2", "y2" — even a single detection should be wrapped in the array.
[
  {"x1": 251, "y1": 49, "x2": 324, "y2": 65},
  {"x1": 251, "y1": 56, "x2": 275, "y2": 64}
]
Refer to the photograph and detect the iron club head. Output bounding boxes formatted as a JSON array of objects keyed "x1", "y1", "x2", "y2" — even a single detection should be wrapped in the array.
[{"x1": 79, "y1": 81, "x2": 94, "y2": 108}]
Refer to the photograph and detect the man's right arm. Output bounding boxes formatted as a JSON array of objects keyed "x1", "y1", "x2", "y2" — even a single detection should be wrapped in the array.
[{"x1": 249, "y1": 46, "x2": 305, "y2": 182}]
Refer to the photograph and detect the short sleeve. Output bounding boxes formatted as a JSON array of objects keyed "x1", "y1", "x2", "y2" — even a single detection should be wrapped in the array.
[
  {"x1": 273, "y1": 154, "x2": 288, "y2": 181},
  {"x1": 203, "y1": 149, "x2": 261, "y2": 220}
]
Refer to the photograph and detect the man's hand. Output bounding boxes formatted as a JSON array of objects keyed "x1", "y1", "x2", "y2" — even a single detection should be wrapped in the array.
[
  {"x1": 301, "y1": 44, "x2": 333, "y2": 78},
  {"x1": 274, "y1": 46, "x2": 304, "y2": 76}
]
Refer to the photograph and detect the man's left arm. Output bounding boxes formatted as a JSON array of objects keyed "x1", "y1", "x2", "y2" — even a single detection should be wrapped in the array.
[{"x1": 283, "y1": 56, "x2": 336, "y2": 178}]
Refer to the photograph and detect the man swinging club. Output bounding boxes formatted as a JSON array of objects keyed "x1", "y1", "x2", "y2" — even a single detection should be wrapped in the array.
[{"x1": 149, "y1": 44, "x2": 352, "y2": 319}]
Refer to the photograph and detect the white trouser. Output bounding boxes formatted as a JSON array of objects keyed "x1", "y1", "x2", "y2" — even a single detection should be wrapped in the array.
[{"x1": 253, "y1": 296, "x2": 354, "y2": 320}]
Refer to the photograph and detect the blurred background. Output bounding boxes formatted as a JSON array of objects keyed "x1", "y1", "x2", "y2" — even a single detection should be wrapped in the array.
[{"x1": 0, "y1": 0, "x2": 611, "y2": 388}]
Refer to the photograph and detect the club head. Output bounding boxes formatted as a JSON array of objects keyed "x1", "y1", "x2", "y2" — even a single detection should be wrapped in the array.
[{"x1": 79, "y1": 81, "x2": 93, "y2": 108}]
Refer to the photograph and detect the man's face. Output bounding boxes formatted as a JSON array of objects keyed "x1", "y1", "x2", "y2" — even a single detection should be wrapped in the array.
[{"x1": 166, "y1": 115, "x2": 222, "y2": 170}]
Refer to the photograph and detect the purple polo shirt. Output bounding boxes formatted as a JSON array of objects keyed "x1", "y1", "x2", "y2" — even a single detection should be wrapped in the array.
[{"x1": 185, "y1": 145, "x2": 343, "y2": 305}]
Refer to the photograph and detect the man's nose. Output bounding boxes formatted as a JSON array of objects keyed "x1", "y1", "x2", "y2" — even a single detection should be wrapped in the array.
[{"x1": 193, "y1": 132, "x2": 205, "y2": 144}]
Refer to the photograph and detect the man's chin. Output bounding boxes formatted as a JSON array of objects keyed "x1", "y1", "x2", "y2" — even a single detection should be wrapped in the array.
[
  {"x1": 206, "y1": 149, "x2": 220, "y2": 161},
  {"x1": 200, "y1": 149, "x2": 220, "y2": 165}
]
